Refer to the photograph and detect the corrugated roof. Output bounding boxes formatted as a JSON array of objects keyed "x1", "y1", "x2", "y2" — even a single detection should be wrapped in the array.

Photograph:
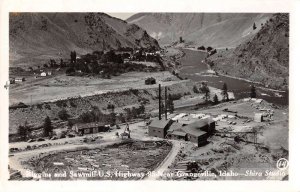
[
  {"x1": 168, "y1": 122, "x2": 184, "y2": 132},
  {"x1": 183, "y1": 118, "x2": 214, "y2": 137},
  {"x1": 186, "y1": 118, "x2": 215, "y2": 129},
  {"x1": 75, "y1": 122, "x2": 106, "y2": 129},
  {"x1": 149, "y1": 119, "x2": 172, "y2": 129},
  {"x1": 172, "y1": 130, "x2": 187, "y2": 137}
]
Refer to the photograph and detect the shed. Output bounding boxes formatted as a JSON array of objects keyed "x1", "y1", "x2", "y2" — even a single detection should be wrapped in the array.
[
  {"x1": 41, "y1": 72, "x2": 47, "y2": 76},
  {"x1": 15, "y1": 77, "x2": 25, "y2": 82},
  {"x1": 254, "y1": 113, "x2": 263, "y2": 122}
]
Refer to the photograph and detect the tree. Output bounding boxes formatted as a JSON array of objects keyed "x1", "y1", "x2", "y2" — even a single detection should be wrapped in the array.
[
  {"x1": 109, "y1": 112, "x2": 117, "y2": 126},
  {"x1": 167, "y1": 94, "x2": 175, "y2": 114},
  {"x1": 70, "y1": 51, "x2": 77, "y2": 63},
  {"x1": 207, "y1": 47, "x2": 213, "y2": 52},
  {"x1": 213, "y1": 94, "x2": 219, "y2": 105},
  {"x1": 66, "y1": 67, "x2": 75, "y2": 75},
  {"x1": 200, "y1": 83, "x2": 210, "y2": 102},
  {"x1": 179, "y1": 36, "x2": 184, "y2": 43},
  {"x1": 58, "y1": 109, "x2": 70, "y2": 121},
  {"x1": 197, "y1": 46, "x2": 206, "y2": 51},
  {"x1": 253, "y1": 22, "x2": 257, "y2": 30},
  {"x1": 43, "y1": 116, "x2": 53, "y2": 137},
  {"x1": 193, "y1": 85, "x2": 200, "y2": 93},
  {"x1": 250, "y1": 85, "x2": 257, "y2": 98},
  {"x1": 221, "y1": 83, "x2": 229, "y2": 101},
  {"x1": 204, "y1": 87, "x2": 210, "y2": 102},
  {"x1": 18, "y1": 121, "x2": 30, "y2": 140}
]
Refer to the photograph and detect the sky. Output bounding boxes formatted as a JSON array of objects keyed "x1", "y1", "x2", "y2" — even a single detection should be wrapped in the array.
[{"x1": 107, "y1": 13, "x2": 136, "y2": 20}]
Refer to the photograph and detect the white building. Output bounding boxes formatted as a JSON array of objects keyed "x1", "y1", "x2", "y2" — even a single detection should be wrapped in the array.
[{"x1": 41, "y1": 72, "x2": 47, "y2": 77}]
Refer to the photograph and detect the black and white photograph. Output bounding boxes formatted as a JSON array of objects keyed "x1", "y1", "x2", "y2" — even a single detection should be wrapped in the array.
[{"x1": 6, "y1": 11, "x2": 290, "y2": 181}]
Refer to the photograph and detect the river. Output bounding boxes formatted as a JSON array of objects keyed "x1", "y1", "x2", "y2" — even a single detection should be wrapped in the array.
[{"x1": 178, "y1": 49, "x2": 288, "y2": 105}]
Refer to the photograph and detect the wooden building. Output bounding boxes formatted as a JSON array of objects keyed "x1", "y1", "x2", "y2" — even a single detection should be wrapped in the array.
[
  {"x1": 74, "y1": 123, "x2": 110, "y2": 135},
  {"x1": 148, "y1": 119, "x2": 173, "y2": 138}
]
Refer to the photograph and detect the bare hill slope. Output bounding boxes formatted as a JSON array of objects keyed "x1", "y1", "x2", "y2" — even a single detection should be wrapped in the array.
[
  {"x1": 208, "y1": 13, "x2": 289, "y2": 90},
  {"x1": 9, "y1": 13, "x2": 160, "y2": 67},
  {"x1": 127, "y1": 13, "x2": 271, "y2": 47}
]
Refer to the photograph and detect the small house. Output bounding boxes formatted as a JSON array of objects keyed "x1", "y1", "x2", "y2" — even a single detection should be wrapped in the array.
[
  {"x1": 47, "y1": 71, "x2": 52, "y2": 76},
  {"x1": 148, "y1": 118, "x2": 173, "y2": 138},
  {"x1": 41, "y1": 72, "x2": 47, "y2": 77},
  {"x1": 15, "y1": 77, "x2": 25, "y2": 82},
  {"x1": 254, "y1": 113, "x2": 263, "y2": 122},
  {"x1": 123, "y1": 59, "x2": 130, "y2": 63}
]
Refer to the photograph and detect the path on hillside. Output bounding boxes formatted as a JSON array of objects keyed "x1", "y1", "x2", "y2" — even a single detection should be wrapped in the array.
[{"x1": 144, "y1": 140, "x2": 181, "y2": 180}]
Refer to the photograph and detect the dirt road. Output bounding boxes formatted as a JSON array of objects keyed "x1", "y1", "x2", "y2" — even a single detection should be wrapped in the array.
[{"x1": 144, "y1": 140, "x2": 181, "y2": 180}]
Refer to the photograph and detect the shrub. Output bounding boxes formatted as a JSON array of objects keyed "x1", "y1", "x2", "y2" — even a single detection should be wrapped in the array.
[
  {"x1": 193, "y1": 85, "x2": 200, "y2": 93},
  {"x1": 44, "y1": 104, "x2": 51, "y2": 110},
  {"x1": 36, "y1": 104, "x2": 43, "y2": 110},
  {"x1": 69, "y1": 100, "x2": 76, "y2": 107},
  {"x1": 56, "y1": 100, "x2": 67, "y2": 108},
  {"x1": 197, "y1": 46, "x2": 206, "y2": 51},
  {"x1": 58, "y1": 109, "x2": 70, "y2": 121}
]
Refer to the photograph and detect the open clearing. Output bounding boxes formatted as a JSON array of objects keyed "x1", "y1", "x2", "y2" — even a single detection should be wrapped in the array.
[
  {"x1": 9, "y1": 71, "x2": 179, "y2": 105},
  {"x1": 21, "y1": 140, "x2": 172, "y2": 180}
]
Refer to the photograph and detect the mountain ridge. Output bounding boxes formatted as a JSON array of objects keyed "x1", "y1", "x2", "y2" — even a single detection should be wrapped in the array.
[
  {"x1": 9, "y1": 13, "x2": 160, "y2": 67},
  {"x1": 127, "y1": 13, "x2": 271, "y2": 47},
  {"x1": 207, "y1": 13, "x2": 289, "y2": 90}
]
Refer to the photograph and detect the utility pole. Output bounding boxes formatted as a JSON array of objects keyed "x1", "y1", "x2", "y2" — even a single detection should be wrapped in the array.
[
  {"x1": 158, "y1": 84, "x2": 161, "y2": 120},
  {"x1": 165, "y1": 87, "x2": 167, "y2": 120}
]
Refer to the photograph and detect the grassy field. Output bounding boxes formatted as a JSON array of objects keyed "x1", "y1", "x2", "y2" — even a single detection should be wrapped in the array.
[{"x1": 9, "y1": 71, "x2": 180, "y2": 105}]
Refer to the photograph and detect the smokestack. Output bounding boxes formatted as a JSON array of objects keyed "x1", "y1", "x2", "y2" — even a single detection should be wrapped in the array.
[
  {"x1": 165, "y1": 87, "x2": 168, "y2": 120},
  {"x1": 158, "y1": 84, "x2": 161, "y2": 120}
]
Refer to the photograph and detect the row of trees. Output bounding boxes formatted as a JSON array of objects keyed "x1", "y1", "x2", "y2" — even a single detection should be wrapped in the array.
[
  {"x1": 18, "y1": 116, "x2": 53, "y2": 141},
  {"x1": 194, "y1": 82, "x2": 257, "y2": 104}
]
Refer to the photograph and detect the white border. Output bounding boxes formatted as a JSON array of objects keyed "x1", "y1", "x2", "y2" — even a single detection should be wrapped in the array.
[{"x1": 1, "y1": 0, "x2": 299, "y2": 191}]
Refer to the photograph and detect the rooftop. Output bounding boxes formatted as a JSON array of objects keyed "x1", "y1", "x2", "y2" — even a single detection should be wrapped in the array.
[
  {"x1": 149, "y1": 118, "x2": 172, "y2": 129},
  {"x1": 75, "y1": 122, "x2": 106, "y2": 130},
  {"x1": 167, "y1": 122, "x2": 184, "y2": 132},
  {"x1": 182, "y1": 118, "x2": 214, "y2": 137},
  {"x1": 171, "y1": 130, "x2": 187, "y2": 137}
]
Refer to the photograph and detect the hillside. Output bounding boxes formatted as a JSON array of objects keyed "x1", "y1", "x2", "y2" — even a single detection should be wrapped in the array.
[
  {"x1": 127, "y1": 13, "x2": 271, "y2": 47},
  {"x1": 9, "y1": 13, "x2": 160, "y2": 67},
  {"x1": 208, "y1": 13, "x2": 289, "y2": 90}
]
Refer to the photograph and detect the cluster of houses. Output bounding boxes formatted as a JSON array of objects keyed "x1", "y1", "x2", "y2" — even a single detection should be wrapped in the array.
[
  {"x1": 148, "y1": 114, "x2": 216, "y2": 147},
  {"x1": 10, "y1": 70, "x2": 53, "y2": 84},
  {"x1": 116, "y1": 48, "x2": 162, "y2": 64},
  {"x1": 40, "y1": 71, "x2": 52, "y2": 77}
]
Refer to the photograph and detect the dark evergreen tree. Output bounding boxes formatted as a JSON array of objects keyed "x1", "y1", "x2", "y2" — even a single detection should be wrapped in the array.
[
  {"x1": 250, "y1": 85, "x2": 257, "y2": 98},
  {"x1": 213, "y1": 94, "x2": 219, "y2": 105},
  {"x1": 193, "y1": 85, "x2": 200, "y2": 93},
  {"x1": 221, "y1": 83, "x2": 229, "y2": 101},
  {"x1": 18, "y1": 121, "x2": 30, "y2": 140},
  {"x1": 167, "y1": 94, "x2": 175, "y2": 114},
  {"x1": 253, "y1": 22, "x2": 257, "y2": 30},
  {"x1": 43, "y1": 116, "x2": 53, "y2": 137}
]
